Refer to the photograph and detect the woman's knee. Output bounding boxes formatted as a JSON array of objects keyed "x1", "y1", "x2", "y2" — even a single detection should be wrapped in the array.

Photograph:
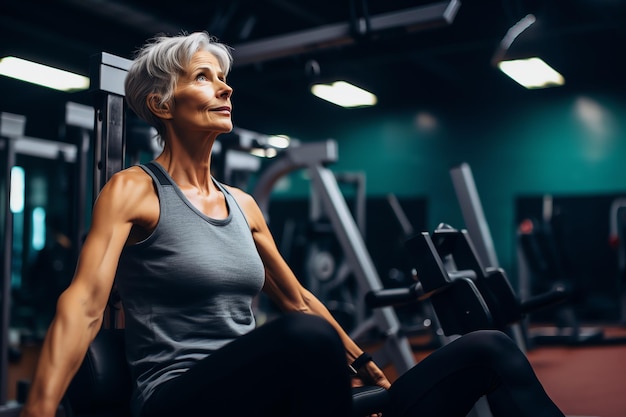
[{"x1": 460, "y1": 330, "x2": 527, "y2": 369}]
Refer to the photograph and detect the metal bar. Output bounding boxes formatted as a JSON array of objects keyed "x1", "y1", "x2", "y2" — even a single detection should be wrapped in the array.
[
  {"x1": 232, "y1": 1, "x2": 460, "y2": 66},
  {"x1": 89, "y1": 52, "x2": 130, "y2": 196},
  {"x1": 309, "y1": 165, "x2": 415, "y2": 375},
  {"x1": 386, "y1": 193, "x2": 415, "y2": 238},
  {"x1": 0, "y1": 136, "x2": 15, "y2": 406},
  {"x1": 92, "y1": 94, "x2": 125, "y2": 198},
  {"x1": 12, "y1": 137, "x2": 76, "y2": 162},
  {"x1": 89, "y1": 52, "x2": 133, "y2": 96},
  {"x1": 369, "y1": 0, "x2": 460, "y2": 31},
  {"x1": 74, "y1": 128, "x2": 90, "y2": 255},
  {"x1": 450, "y1": 163, "x2": 500, "y2": 268}
]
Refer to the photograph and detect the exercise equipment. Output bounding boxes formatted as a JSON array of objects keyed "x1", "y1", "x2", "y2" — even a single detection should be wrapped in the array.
[
  {"x1": 366, "y1": 224, "x2": 570, "y2": 333},
  {"x1": 384, "y1": 193, "x2": 446, "y2": 348},
  {"x1": 0, "y1": 113, "x2": 20, "y2": 416},
  {"x1": 449, "y1": 163, "x2": 550, "y2": 349},
  {"x1": 366, "y1": 230, "x2": 489, "y2": 337},
  {"x1": 433, "y1": 224, "x2": 569, "y2": 331},
  {"x1": 451, "y1": 162, "x2": 608, "y2": 347},
  {"x1": 0, "y1": 112, "x2": 80, "y2": 416},
  {"x1": 518, "y1": 215, "x2": 605, "y2": 345},
  {"x1": 609, "y1": 197, "x2": 626, "y2": 324},
  {"x1": 252, "y1": 140, "x2": 416, "y2": 375},
  {"x1": 0, "y1": 107, "x2": 95, "y2": 417}
]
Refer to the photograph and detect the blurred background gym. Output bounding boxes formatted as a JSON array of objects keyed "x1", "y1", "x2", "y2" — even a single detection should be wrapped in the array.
[{"x1": 1, "y1": 1, "x2": 626, "y2": 416}]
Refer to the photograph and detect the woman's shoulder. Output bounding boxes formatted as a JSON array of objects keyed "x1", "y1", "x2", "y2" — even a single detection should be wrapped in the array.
[
  {"x1": 108, "y1": 165, "x2": 153, "y2": 186},
  {"x1": 221, "y1": 183, "x2": 255, "y2": 206},
  {"x1": 221, "y1": 184, "x2": 267, "y2": 231},
  {"x1": 97, "y1": 165, "x2": 156, "y2": 208}
]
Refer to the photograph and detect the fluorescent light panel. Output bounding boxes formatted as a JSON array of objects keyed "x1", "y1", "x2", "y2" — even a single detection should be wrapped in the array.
[
  {"x1": 498, "y1": 57, "x2": 565, "y2": 89},
  {"x1": 311, "y1": 81, "x2": 377, "y2": 108},
  {"x1": 0, "y1": 56, "x2": 90, "y2": 92}
]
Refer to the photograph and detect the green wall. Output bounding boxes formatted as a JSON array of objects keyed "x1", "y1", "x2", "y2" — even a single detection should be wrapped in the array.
[{"x1": 267, "y1": 89, "x2": 626, "y2": 285}]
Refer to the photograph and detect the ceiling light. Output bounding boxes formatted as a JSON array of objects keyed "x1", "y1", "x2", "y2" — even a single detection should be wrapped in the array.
[
  {"x1": 249, "y1": 148, "x2": 278, "y2": 158},
  {"x1": 497, "y1": 57, "x2": 565, "y2": 89},
  {"x1": 311, "y1": 81, "x2": 377, "y2": 108},
  {"x1": 0, "y1": 56, "x2": 90, "y2": 92},
  {"x1": 267, "y1": 135, "x2": 290, "y2": 149},
  {"x1": 492, "y1": 14, "x2": 565, "y2": 89}
]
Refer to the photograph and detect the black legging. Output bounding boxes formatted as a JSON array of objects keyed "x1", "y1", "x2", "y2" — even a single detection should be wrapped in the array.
[
  {"x1": 141, "y1": 313, "x2": 352, "y2": 417},
  {"x1": 141, "y1": 314, "x2": 564, "y2": 417},
  {"x1": 385, "y1": 330, "x2": 565, "y2": 417}
]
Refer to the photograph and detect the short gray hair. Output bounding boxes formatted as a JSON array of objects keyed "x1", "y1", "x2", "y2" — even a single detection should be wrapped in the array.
[{"x1": 124, "y1": 31, "x2": 233, "y2": 141}]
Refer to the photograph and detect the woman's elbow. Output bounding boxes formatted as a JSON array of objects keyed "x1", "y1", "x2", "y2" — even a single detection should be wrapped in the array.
[{"x1": 54, "y1": 285, "x2": 106, "y2": 328}]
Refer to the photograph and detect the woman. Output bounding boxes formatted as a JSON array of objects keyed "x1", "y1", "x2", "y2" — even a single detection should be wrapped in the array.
[{"x1": 21, "y1": 31, "x2": 565, "y2": 417}]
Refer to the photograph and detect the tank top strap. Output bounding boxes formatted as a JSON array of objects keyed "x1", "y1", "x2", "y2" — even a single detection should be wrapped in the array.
[{"x1": 142, "y1": 161, "x2": 171, "y2": 186}]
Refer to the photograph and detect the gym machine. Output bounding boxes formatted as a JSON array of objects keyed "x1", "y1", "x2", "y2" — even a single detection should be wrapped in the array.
[
  {"x1": 252, "y1": 140, "x2": 416, "y2": 375},
  {"x1": 0, "y1": 113, "x2": 20, "y2": 417},
  {"x1": 609, "y1": 197, "x2": 626, "y2": 324},
  {"x1": 1, "y1": 113, "x2": 79, "y2": 416},
  {"x1": 450, "y1": 162, "x2": 531, "y2": 350},
  {"x1": 517, "y1": 198, "x2": 615, "y2": 345},
  {"x1": 451, "y1": 162, "x2": 604, "y2": 347}
]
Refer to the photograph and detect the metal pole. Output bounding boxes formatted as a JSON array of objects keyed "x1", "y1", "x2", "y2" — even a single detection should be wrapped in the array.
[
  {"x1": 0, "y1": 136, "x2": 15, "y2": 406},
  {"x1": 89, "y1": 52, "x2": 132, "y2": 198},
  {"x1": 450, "y1": 163, "x2": 499, "y2": 268},
  {"x1": 309, "y1": 165, "x2": 415, "y2": 375}
]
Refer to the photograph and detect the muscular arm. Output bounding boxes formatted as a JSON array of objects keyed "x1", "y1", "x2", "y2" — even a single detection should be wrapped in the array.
[
  {"x1": 230, "y1": 187, "x2": 391, "y2": 389},
  {"x1": 21, "y1": 168, "x2": 155, "y2": 417}
]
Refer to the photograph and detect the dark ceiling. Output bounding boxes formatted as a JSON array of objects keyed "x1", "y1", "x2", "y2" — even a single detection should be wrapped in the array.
[{"x1": 1, "y1": 0, "x2": 625, "y2": 140}]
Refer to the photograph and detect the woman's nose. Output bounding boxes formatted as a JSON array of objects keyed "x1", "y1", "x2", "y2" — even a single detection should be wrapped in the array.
[{"x1": 219, "y1": 82, "x2": 233, "y2": 98}]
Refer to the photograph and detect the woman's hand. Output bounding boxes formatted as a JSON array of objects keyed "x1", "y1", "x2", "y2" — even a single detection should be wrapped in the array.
[
  {"x1": 352, "y1": 360, "x2": 391, "y2": 390},
  {"x1": 351, "y1": 361, "x2": 390, "y2": 417}
]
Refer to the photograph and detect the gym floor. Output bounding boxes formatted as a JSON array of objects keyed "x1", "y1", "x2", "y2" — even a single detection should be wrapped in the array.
[{"x1": 7, "y1": 325, "x2": 626, "y2": 417}]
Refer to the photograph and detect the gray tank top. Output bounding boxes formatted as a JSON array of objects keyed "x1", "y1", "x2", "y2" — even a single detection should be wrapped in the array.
[{"x1": 114, "y1": 162, "x2": 265, "y2": 416}]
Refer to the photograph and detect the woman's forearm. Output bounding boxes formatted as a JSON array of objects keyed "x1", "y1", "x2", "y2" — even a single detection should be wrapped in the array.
[
  {"x1": 300, "y1": 288, "x2": 364, "y2": 362},
  {"x1": 21, "y1": 290, "x2": 103, "y2": 417}
]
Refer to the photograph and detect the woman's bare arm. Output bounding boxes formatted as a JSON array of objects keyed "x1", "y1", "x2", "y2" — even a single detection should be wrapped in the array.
[{"x1": 20, "y1": 168, "x2": 155, "y2": 417}]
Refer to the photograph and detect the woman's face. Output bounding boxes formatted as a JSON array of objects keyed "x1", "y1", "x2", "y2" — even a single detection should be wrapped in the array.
[{"x1": 168, "y1": 50, "x2": 233, "y2": 136}]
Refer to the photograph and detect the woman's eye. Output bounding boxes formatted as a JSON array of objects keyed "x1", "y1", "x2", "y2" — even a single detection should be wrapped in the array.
[{"x1": 197, "y1": 74, "x2": 207, "y2": 81}]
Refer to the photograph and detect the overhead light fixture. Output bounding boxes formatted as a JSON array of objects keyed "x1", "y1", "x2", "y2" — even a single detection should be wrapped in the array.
[
  {"x1": 497, "y1": 57, "x2": 564, "y2": 89},
  {"x1": 267, "y1": 134, "x2": 291, "y2": 149},
  {"x1": 0, "y1": 56, "x2": 90, "y2": 92},
  {"x1": 311, "y1": 81, "x2": 377, "y2": 108},
  {"x1": 492, "y1": 14, "x2": 565, "y2": 89}
]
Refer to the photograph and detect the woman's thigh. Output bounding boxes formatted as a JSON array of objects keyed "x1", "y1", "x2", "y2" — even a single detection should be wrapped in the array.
[{"x1": 141, "y1": 313, "x2": 351, "y2": 417}]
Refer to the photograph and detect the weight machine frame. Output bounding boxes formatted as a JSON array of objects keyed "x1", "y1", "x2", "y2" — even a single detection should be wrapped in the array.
[{"x1": 253, "y1": 140, "x2": 415, "y2": 375}]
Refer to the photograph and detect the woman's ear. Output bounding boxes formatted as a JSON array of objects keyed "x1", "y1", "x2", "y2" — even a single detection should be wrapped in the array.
[{"x1": 146, "y1": 94, "x2": 173, "y2": 119}]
